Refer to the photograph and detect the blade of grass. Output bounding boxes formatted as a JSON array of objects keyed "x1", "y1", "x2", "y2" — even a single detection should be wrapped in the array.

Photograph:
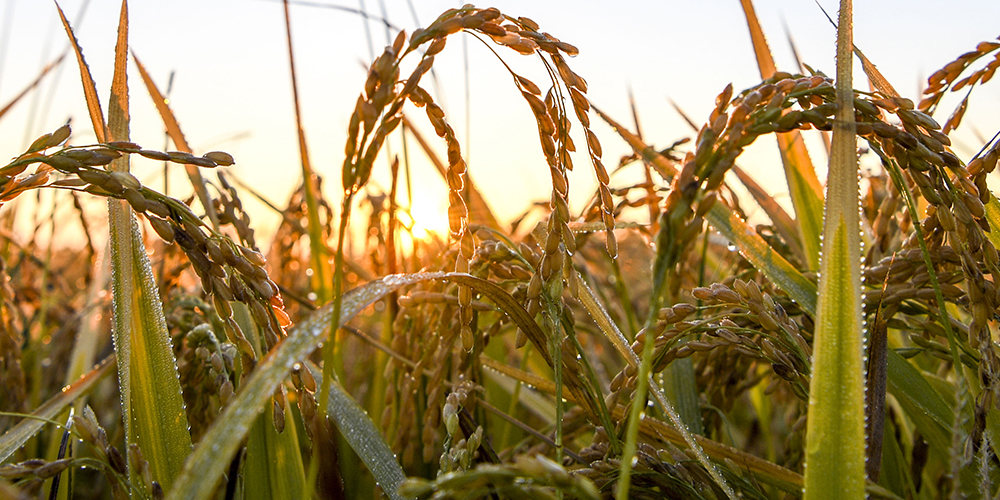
[
  {"x1": 301, "y1": 361, "x2": 410, "y2": 500},
  {"x1": 233, "y1": 303, "x2": 307, "y2": 500},
  {"x1": 104, "y1": 1, "x2": 192, "y2": 491},
  {"x1": 55, "y1": 1, "x2": 106, "y2": 143},
  {"x1": 739, "y1": 0, "x2": 825, "y2": 271},
  {"x1": 885, "y1": 350, "x2": 951, "y2": 451},
  {"x1": 0, "y1": 355, "x2": 114, "y2": 463},
  {"x1": 283, "y1": 0, "x2": 330, "y2": 304},
  {"x1": 802, "y1": 1, "x2": 866, "y2": 497},
  {"x1": 131, "y1": 51, "x2": 218, "y2": 230}
]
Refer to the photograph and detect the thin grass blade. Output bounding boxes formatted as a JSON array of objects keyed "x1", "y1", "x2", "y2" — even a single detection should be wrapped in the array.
[
  {"x1": 105, "y1": 1, "x2": 193, "y2": 491},
  {"x1": 54, "y1": 2, "x2": 106, "y2": 143},
  {"x1": 885, "y1": 350, "x2": 951, "y2": 451},
  {"x1": 282, "y1": 0, "x2": 330, "y2": 303},
  {"x1": 802, "y1": 1, "x2": 866, "y2": 497}
]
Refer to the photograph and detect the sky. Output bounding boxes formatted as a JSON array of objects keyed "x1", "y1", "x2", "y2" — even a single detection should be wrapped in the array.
[{"x1": 0, "y1": 0, "x2": 998, "y2": 247}]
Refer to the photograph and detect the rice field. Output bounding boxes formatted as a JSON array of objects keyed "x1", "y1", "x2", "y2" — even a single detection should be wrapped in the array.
[{"x1": 2, "y1": 1, "x2": 1000, "y2": 499}]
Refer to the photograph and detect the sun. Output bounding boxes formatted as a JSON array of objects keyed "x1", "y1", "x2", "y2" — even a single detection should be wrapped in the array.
[
  {"x1": 409, "y1": 220, "x2": 429, "y2": 240},
  {"x1": 402, "y1": 201, "x2": 449, "y2": 241}
]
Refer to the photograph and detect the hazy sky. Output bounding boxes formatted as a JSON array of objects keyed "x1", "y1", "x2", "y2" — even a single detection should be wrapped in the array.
[{"x1": 1, "y1": 0, "x2": 998, "y2": 243}]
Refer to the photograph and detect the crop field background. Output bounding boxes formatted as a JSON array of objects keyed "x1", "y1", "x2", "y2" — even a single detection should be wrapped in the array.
[{"x1": 1, "y1": 1, "x2": 1000, "y2": 499}]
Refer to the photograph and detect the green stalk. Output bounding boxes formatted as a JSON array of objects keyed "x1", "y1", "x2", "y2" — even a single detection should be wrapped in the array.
[
  {"x1": 560, "y1": 310, "x2": 621, "y2": 454},
  {"x1": 546, "y1": 301, "x2": 564, "y2": 468},
  {"x1": 803, "y1": 1, "x2": 866, "y2": 497},
  {"x1": 282, "y1": 0, "x2": 330, "y2": 304},
  {"x1": 499, "y1": 345, "x2": 532, "y2": 450},
  {"x1": 616, "y1": 266, "x2": 670, "y2": 500},
  {"x1": 319, "y1": 196, "x2": 354, "y2": 411}
]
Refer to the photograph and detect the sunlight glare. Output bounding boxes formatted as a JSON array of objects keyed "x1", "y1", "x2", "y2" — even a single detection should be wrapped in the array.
[{"x1": 406, "y1": 201, "x2": 449, "y2": 241}]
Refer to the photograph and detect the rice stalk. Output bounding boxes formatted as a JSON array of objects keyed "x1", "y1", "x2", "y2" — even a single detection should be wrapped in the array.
[
  {"x1": 5, "y1": 3, "x2": 1000, "y2": 499},
  {"x1": 803, "y1": 1, "x2": 865, "y2": 496},
  {"x1": 281, "y1": 0, "x2": 331, "y2": 309},
  {"x1": 102, "y1": 1, "x2": 192, "y2": 491}
]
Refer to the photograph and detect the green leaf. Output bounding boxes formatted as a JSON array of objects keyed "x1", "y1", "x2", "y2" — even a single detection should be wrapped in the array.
[
  {"x1": 243, "y1": 405, "x2": 307, "y2": 500},
  {"x1": 803, "y1": 1, "x2": 866, "y2": 497},
  {"x1": 876, "y1": 413, "x2": 914, "y2": 497},
  {"x1": 704, "y1": 202, "x2": 819, "y2": 314},
  {"x1": 281, "y1": 1, "x2": 330, "y2": 304},
  {"x1": 54, "y1": 2, "x2": 106, "y2": 143},
  {"x1": 884, "y1": 350, "x2": 952, "y2": 452},
  {"x1": 103, "y1": 1, "x2": 193, "y2": 492},
  {"x1": 304, "y1": 362, "x2": 410, "y2": 500}
]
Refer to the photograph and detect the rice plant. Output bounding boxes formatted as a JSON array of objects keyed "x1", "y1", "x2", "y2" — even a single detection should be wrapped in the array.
[{"x1": 2, "y1": 1, "x2": 1000, "y2": 499}]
